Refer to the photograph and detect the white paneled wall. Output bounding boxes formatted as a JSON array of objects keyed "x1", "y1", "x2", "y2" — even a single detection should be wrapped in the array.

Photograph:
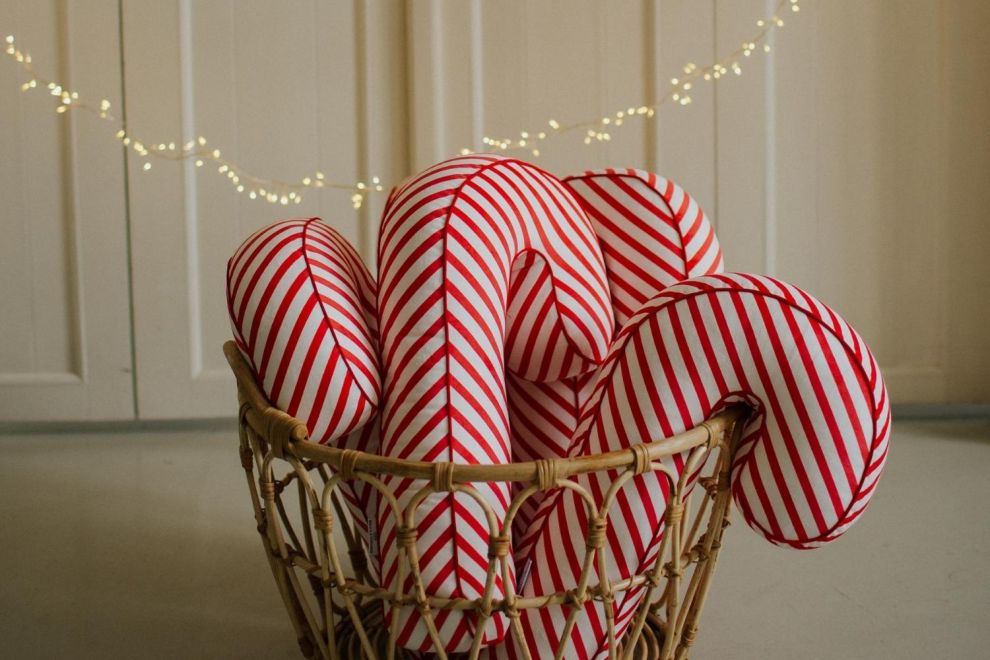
[
  {"x1": 0, "y1": 1, "x2": 133, "y2": 421},
  {"x1": 0, "y1": 0, "x2": 987, "y2": 422},
  {"x1": 119, "y1": 0, "x2": 407, "y2": 418}
]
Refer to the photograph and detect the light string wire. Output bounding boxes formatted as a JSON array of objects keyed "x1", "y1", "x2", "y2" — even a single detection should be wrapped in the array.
[{"x1": 3, "y1": 0, "x2": 798, "y2": 210}]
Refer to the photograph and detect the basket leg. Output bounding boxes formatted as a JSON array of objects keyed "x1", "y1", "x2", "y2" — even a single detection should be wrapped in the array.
[
  {"x1": 673, "y1": 491, "x2": 732, "y2": 660},
  {"x1": 670, "y1": 416, "x2": 745, "y2": 660}
]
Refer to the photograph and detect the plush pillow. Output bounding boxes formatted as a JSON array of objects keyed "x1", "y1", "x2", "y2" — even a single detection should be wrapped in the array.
[
  {"x1": 563, "y1": 168, "x2": 723, "y2": 325},
  {"x1": 376, "y1": 154, "x2": 613, "y2": 652},
  {"x1": 507, "y1": 273, "x2": 891, "y2": 659},
  {"x1": 508, "y1": 170, "x2": 724, "y2": 545},
  {"x1": 226, "y1": 218, "x2": 380, "y2": 442}
]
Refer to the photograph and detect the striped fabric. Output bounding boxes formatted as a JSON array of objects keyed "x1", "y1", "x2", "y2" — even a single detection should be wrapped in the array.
[
  {"x1": 507, "y1": 170, "x2": 724, "y2": 543},
  {"x1": 505, "y1": 372, "x2": 595, "y2": 542},
  {"x1": 507, "y1": 273, "x2": 890, "y2": 659},
  {"x1": 376, "y1": 154, "x2": 613, "y2": 652},
  {"x1": 226, "y1": 218, "x2": 380, "y2": 444},
  {"x1": 563, "y1": 169, "x2": 723, "y2": 325}
]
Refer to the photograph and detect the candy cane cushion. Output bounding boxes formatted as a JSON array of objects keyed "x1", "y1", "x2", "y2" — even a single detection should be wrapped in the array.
[
  {"x1": 376, "y1": 154, "x2": 613, "y2": 652},
  {"x1": 563, "y1": 168, "x2": 723, "y2": 325},
  {"x1": 226, "y1": 218, "x2": 380, "y2": 443},
  {"x1": 508, "y1": 170, "x2": 724, "y2": 542},
  {"x1": 508, "y1": 273, "x2": 890, "y2": 659}
]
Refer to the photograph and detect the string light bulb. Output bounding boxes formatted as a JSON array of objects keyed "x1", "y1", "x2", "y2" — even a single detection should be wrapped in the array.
[
  {"x1": 1, "y1": 0, "x2": 798, "y2": 212},
  {"x1": 454, "y1": 0, "x2": 795, "y2": 158}
]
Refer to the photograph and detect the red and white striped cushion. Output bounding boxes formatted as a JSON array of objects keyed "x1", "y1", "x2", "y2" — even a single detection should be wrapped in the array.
[
  {"x1": 507, "y1": 170, "x2": 723, "y2": 542},
  {"x1": 226, "y1": 218, "x2": 380, "y2": 443},
  {"x1": 376, "y1": 154, "x2": 613, "y2": 652},
  {"x1": 563, "y1": 169, "x2": 723, "y2": 326},
  {"x1": 506, "y1": 273, "x2": 890, "y2": 659}
]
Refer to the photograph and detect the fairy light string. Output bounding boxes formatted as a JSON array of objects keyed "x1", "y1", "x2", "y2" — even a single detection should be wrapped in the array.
[
  {"x1": 3, "y1": 0, "x2": 798, "y2": 210},
  {"x1": 477, "y1": 0, "x2": 798, "y2": 155}
]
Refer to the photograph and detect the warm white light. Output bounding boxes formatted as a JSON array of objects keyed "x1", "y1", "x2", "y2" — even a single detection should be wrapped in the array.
[{"x1": 1, "y1": 0, "x2": 794, "y2": 212}]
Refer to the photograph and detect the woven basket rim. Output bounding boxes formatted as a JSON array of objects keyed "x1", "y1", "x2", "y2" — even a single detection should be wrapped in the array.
[{"x1": 224, "y1": 340, "x2": 750, "y2": 485}]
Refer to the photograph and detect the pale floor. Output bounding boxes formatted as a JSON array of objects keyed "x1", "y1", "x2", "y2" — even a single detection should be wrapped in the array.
[{"x1": 0, "y1": 419, "x2": 988, "y2": 659}]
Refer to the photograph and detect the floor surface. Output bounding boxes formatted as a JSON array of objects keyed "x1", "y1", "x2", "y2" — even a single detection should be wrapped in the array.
[{"x1": 1, "y1": 418, "x2": 987, "y2": 658}]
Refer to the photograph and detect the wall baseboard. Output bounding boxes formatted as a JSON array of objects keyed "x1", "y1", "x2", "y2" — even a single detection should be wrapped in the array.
[
  {"x1": 890, "y1": 404, "x2": 990, "y2": 420},
  {"x1": 1, "y1": 405, "x2": 988, "y2": 436},
  {"x1": 0, "y1": 417, "x2": 237, "y2": 436}
]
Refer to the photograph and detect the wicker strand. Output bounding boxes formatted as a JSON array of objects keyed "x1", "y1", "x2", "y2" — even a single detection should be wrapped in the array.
[
  {"x1": 432, "y1": 462, "x2": 455, "y2": 492},
  {"x1": 339, "y1": 449, "x2": 360, "y2": 481},
  {"x1": 396, "y1": 526, "x2": 418, "y2": 550},
  {"x1": 586, "y1": 517, "x2": 608, "y2": 550},
  {"x1": 700, "y1": 420, "x2": 720, "y2": 451},
  {"x1": 630, "y1": 443, "x2": 652, "y2": 475},
  {"x1": 313, "y1": 508, "x2": 333, "y2": 534},
  {"x1": 259, "y1": 480, "x2": 277, "y2": 500},
  {"x1": 239, "y1": 444, "x2": 254, "y2": 471},
  {"x1": 488, "y1": 534, "x2": 511, "y2": 560},
  {"x1": 535, "y1": 458, "x2": 560, "y2": 491}
]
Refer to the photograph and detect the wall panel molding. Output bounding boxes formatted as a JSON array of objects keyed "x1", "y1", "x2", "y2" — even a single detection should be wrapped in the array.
[
  {"x1": 123, "y1": 0, "x2": 408, "y2": 418},
  {"x1": 0, "y1": 0, "x2": 134, "y2": 421}
]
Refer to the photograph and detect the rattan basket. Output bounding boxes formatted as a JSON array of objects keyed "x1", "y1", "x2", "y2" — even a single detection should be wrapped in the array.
[{"x1": 224, "y1": 341, "x2": 749, "y2": 660}]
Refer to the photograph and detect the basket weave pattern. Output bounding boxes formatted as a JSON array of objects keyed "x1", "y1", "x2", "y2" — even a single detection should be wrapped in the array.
[{"x1": 226, "y1": 341, "x2": 749, "y2": 660}]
